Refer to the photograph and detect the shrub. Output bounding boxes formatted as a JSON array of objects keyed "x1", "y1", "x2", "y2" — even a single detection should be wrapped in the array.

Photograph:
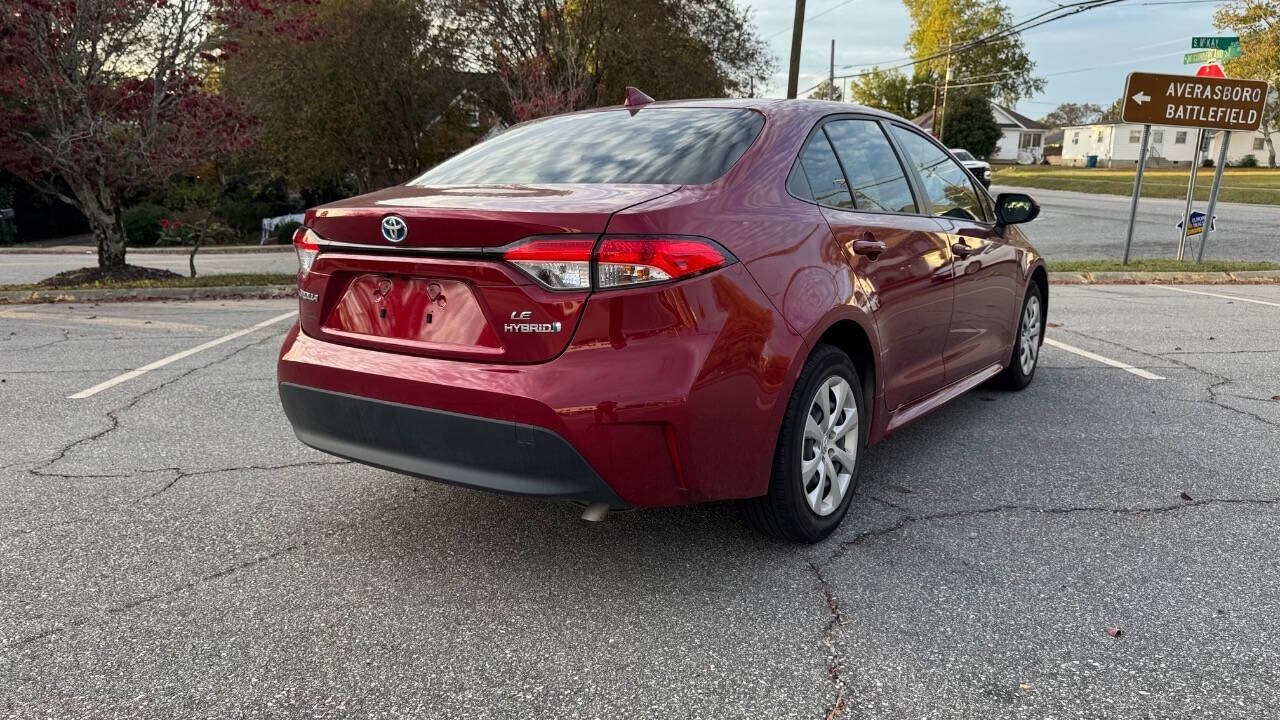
[
  {"x1": 273, "y1": 220, "x2": 302, "y2": 245},
  {"x1": 1201, "y1": 157, "x2": 1215, "y2": 169},
  {"x1": 122, "y1": 203, "x2": 170, "y2": 246},
  {"x1": 1237, "y1": 154, "x2": 1259, "y2": 168}
]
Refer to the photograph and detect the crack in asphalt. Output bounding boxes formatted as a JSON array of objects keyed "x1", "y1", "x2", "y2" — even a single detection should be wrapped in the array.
[
  {"x1": 1057, "y1": 327, "x2": 1278, "y2": 428},
  {"x1": 806, "y1": 560, "x2": 848, "y2": 719},
  {"x1": 139, "y1": 459, "x2": 352, "y2": 500},
  {"x1": 808, "y1": 491, "x2": 1280, "y2": 717},
  {"x1": 7, "y1": 499, "x2": 410, "y2": 650},
  {"x1": 28, "y1": 333, "x2": 282, "y2": 479},
  {"x1": 13, "y1": 327, "x2": 72, "y2": 352}
]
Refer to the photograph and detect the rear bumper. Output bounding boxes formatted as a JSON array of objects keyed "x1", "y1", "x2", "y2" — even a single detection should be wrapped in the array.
[
  {"x1": 279, "y1": 382, "x2": 624, "y2": 506},
  {"x1": 276, "y1": 264, "x2": 803, "y2": 507}
]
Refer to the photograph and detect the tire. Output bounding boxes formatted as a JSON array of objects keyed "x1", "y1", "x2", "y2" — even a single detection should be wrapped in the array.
[
  {"x1": 744, "y1": 345, "x2": 867, "y2": 543},
  {"x1": 994, "y1": 281, "x2": 1045, "y2": 390}
]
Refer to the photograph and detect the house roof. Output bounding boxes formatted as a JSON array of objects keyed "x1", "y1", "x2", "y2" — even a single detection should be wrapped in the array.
[
  {"x1": 998, "y1": 104, "x2": 1048, "y2": 131},
  {"x1": 910, "y1": 100, "x2": 1047, "y2": 132}
]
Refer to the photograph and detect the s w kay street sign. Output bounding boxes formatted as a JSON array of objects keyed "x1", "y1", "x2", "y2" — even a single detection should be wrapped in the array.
[{"x1": 1122, "y1": 72, "x2": 1269, "y2": 131}]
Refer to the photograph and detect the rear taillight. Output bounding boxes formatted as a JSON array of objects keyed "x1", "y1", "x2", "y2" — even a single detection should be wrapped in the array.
[
  {"x1": 293, "y1": 227, "x2": 320, "y2": 276},
  {"x1": 503, "y1": 236, "x2": 596, "y2": 290},
  {"x1": 504, "y1": 235, "x2": 734, "y2": 291}
]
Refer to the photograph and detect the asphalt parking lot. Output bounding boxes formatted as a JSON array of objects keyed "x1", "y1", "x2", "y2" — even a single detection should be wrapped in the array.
[{"x1": 2, "y1": 285, "x2": 1278, "y2": 719}]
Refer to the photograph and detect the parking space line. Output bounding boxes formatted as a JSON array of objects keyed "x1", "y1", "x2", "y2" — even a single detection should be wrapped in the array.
[
  {"x1": 67, "y1": 310, "x2": 297, "y2": 399},
  {"x1": 1150, "y1": 286, "x2": 1280, "y2": 308},
  {"x1": 1043, "y1": 337, "x2": 1166, "y2": 380}
]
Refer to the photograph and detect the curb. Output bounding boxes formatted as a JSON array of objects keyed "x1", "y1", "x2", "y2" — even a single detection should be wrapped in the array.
[
  {"x1": 0, "y1": 245, "x2": 292, "y2": 255},
  {"x1": 1049, "y1": 270, "x2": 1280, "y2": 285},
  {"x1": 0, "y1": 285, "x2": 296, "y2": 304}
]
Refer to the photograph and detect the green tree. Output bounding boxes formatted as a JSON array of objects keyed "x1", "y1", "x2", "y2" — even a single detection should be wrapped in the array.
[
  {"x1": 941, "y1": 91, "x2": 1001, "y2": 158},
  {"x1": 1098, "y1": 98, "x2": 1124, "y2": 123},
  {"x1": 849, "y1": 67, "x2": 933, "y2": 119},
  {"x1": 1216, "y1": 0, "x2": 1279, "y2": 167},
  {"x1": 1041, "y1": 102, "x2": 1103, "y2": 128},
  {"x1": 223, "y1": 0, "x2": 488, "y2": 193},
  {"x1": 810, "y1": 79, "x2": 843, "y2": 101},
  {"x1": 473, "y1": 0, "x2": 775, "y2": 119},
  {"x1": 902, "y1": 0, "x2": 1044, "y2": 105}
]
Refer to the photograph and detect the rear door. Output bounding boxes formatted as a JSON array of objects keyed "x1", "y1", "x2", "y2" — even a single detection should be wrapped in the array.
[
  {"x1": 797, "y1": 116, "x2": 955, "y2": 411},
  {"x1": 887, "y1": 124, "x2": 1020, "y2": 383}
]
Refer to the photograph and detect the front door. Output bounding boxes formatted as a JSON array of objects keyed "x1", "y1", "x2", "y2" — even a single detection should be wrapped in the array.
[{"x1": 887, "y1": 125, "x2": 1019, "y2": 383}]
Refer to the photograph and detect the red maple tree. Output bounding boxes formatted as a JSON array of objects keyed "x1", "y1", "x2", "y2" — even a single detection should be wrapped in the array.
[{"x1": 0, "y1": 0, "x2": 313, "y2": 269}]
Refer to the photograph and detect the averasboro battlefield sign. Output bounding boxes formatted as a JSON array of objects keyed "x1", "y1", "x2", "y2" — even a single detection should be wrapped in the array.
[{"x1": 1122, "y1": 72, "x2": 1269, "y2": 131}]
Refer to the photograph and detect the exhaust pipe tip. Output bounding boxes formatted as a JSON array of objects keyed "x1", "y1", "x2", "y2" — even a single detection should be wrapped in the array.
[{"x1": 580, "y1": 502, "x2": 610, "y2": 522}]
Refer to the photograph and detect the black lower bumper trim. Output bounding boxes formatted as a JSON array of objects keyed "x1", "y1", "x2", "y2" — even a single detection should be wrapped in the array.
[{"x1": 279, "y1": 383, "x2": 624, "y2": 506}]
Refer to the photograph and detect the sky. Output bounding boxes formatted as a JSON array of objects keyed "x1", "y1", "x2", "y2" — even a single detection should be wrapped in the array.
[{"x1": 748, "y1": 0, "x2": 1226, "y2": 120}]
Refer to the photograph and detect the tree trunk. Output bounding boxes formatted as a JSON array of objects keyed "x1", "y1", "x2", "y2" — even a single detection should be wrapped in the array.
[
  {"x1": 189, "y1": 235, "x2": 202, "y2": 278},
  {"x1": 70, "y1": 182, "x2": 127, "y2": 268}
]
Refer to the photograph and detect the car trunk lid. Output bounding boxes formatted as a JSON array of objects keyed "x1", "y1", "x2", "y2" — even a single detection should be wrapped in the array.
[{"x1": 297, "y1": 183, "x2": 676, "y2": 363}]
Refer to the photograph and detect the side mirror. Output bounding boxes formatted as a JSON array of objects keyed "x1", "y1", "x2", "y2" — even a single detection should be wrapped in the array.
[{"x1": 994, "y1": 193, "x2": 1040, "y2": 226}]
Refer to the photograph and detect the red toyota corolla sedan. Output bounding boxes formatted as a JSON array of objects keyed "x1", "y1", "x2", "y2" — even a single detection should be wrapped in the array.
[{"x1": 278, "y1": 94, "x2": 1046, "y2": 543}]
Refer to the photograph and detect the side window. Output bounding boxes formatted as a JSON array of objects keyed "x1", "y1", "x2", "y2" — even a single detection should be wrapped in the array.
[
  {"x1": 786, "y1": 160, "x2": 814, "y2": 202},
  {"x1": 889, "y1": 126, "x2": 988, "y2": 223},
  {"x1": 822, "y1": 120, "x2": 918, "y2": 214},
  {"x1": 797, "y1": 131, "x2": 853, "y2": 208}
]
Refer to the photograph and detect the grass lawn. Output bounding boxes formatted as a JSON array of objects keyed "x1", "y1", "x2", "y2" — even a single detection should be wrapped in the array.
[
  {"x1": 1046, "y1": 259, "x2": 1280, "y2": 273},
  {"x1": 1, "y1": 272, "x2": 296, "y2": 292},
  {"x1": 993, "y1": 166, "x2": 1280, "y2": 206}
]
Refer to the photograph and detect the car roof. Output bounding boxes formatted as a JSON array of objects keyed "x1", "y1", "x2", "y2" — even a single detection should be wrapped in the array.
[{"x1": 571, "y1": 97, "x2": 911, "y2": 124}]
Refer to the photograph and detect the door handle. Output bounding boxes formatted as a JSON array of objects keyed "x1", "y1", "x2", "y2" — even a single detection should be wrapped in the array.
[
  {"x1": 852, "y1": 236, "x2": 886, "y2": 259},
  {"x1": 951, "y1": 241, "x2": 975, "y2": 258}
]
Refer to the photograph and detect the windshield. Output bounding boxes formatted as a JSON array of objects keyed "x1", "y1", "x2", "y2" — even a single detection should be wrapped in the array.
[
  {"x1": 951, "y1": 149, "x2": 975, "y2": 161},
  {"x1": 411, "y1": 108, "x2": 765, "y2": 186}
]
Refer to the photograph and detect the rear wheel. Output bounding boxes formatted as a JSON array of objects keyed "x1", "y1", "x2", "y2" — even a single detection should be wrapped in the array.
[
  {"x1": 745, "y1": 345, "x2": 866, "y2": 543},
  {"x1": 995, "y1": 282, "x2": 1044, "y2": 390}
]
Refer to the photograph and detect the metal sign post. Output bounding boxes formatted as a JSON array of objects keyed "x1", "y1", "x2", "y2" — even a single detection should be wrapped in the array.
[
  {"x1": 1122, "y1": 124, "x2": 1152, "y2": 265},
  {"x1": 1197, "y1": 131, "x2": 1231, "y2": 262},
  {"x1": 1176, "y1": 128, "x2": 1206, "y2": 260}
]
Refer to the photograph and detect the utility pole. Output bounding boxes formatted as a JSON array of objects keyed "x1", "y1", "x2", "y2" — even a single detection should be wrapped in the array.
[
  {"x1": 829, "y1": 39, "x2": 835, "y2": 100},
  {"x1": 937, "y1": 35, "x2": 953, "y2": 141},
  {"x1": 786, "y1": 0, "x2": 806, "y2": 99}
]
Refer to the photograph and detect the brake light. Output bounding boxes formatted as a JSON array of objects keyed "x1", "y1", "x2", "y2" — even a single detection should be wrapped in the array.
[
  {"x1": 597, "y1": 237, "x2": 732, "y2": 289},
  {"x1": 504, "y1": 235, "x2": 734, "y2": 291},
  {"x1": 293, "y1": 227, "x2": 320, "y2": 276}
]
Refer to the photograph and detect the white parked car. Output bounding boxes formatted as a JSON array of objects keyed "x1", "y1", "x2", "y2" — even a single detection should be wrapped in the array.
[{"x1": 950, "y1": 149, "x2": 991, "y2": 188}]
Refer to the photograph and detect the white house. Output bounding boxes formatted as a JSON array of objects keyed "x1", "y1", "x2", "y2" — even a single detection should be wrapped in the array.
[
  {"x1": 1060, "y1": 122, "x2": 1276, "y2": 167},
  {"x1": 912, "y1": 101, "x2": 1048, "y2": 164}
]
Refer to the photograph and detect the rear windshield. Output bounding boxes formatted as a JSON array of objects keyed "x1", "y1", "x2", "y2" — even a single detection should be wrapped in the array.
[
  {"x1": 951, "y1": 149, "x2": 975, "y2": 161},
  {"x1": 410, "y1": 108, "x2": 764, "y2": 186}
]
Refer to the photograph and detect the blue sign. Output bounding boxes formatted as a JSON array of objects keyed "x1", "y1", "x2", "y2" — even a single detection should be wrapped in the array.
[{"x1": 1177, "y1": 211, "x2": 1217, "y2": 237}]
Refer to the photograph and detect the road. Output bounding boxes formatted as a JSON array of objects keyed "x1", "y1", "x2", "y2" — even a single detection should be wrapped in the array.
[
  {"x1": 0, "y1": 250, "x2": 297, "y2": 285},
  {"x1": 993, "y1": 185, "x2": 1280, "y2": 262},
  {"x1": 2, "y1": 285, "x2": 1279, "y2": 718},
  {"x1": 3, "y1": 187, "x2": 1278, "y2": 286}
]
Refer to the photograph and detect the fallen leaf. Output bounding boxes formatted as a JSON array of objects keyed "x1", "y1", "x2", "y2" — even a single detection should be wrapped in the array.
[
  {"x1": 1106, "y1": 626, "x2": 1123, "y2": 638},
  {"x1": 1047, "y1": 322, "x2": 1062, "y2": 328},
  {"x1": 1271, "y1": 396, "x2": 1279, "y2": 402},
  {"x1": 1019, "y1": 683, "x2": 1032, "y2": 690},
  {"x1": 1180, "y1": 492, "x2": 1193, "y2": 501}
]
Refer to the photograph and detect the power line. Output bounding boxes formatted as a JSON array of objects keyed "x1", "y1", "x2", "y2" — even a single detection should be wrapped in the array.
[
  {"x1": 767, "y1": 0, "x2": 858, "y2": 40},
  {"x1": 799, "y1": 0, "x2": 1131, "y2": 96}
]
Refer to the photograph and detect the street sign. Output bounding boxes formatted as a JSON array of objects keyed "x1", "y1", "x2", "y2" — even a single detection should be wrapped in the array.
[
  {"x1": 1176, "y1": 211, "x2": 1216, "y2": 238},
  {"x1": 1122, "y1": 71, "x2": 1269, "y2": 131},
  {"x1": 1184, "y1": 49, "x2": 1223, "y2": 64},
  {"x1": 1196, "y1": 63, "x2": 1226, "y2": 78},
  {"x1": 1191, "y1": 36, "x2": 1239, "y2": 50}
]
